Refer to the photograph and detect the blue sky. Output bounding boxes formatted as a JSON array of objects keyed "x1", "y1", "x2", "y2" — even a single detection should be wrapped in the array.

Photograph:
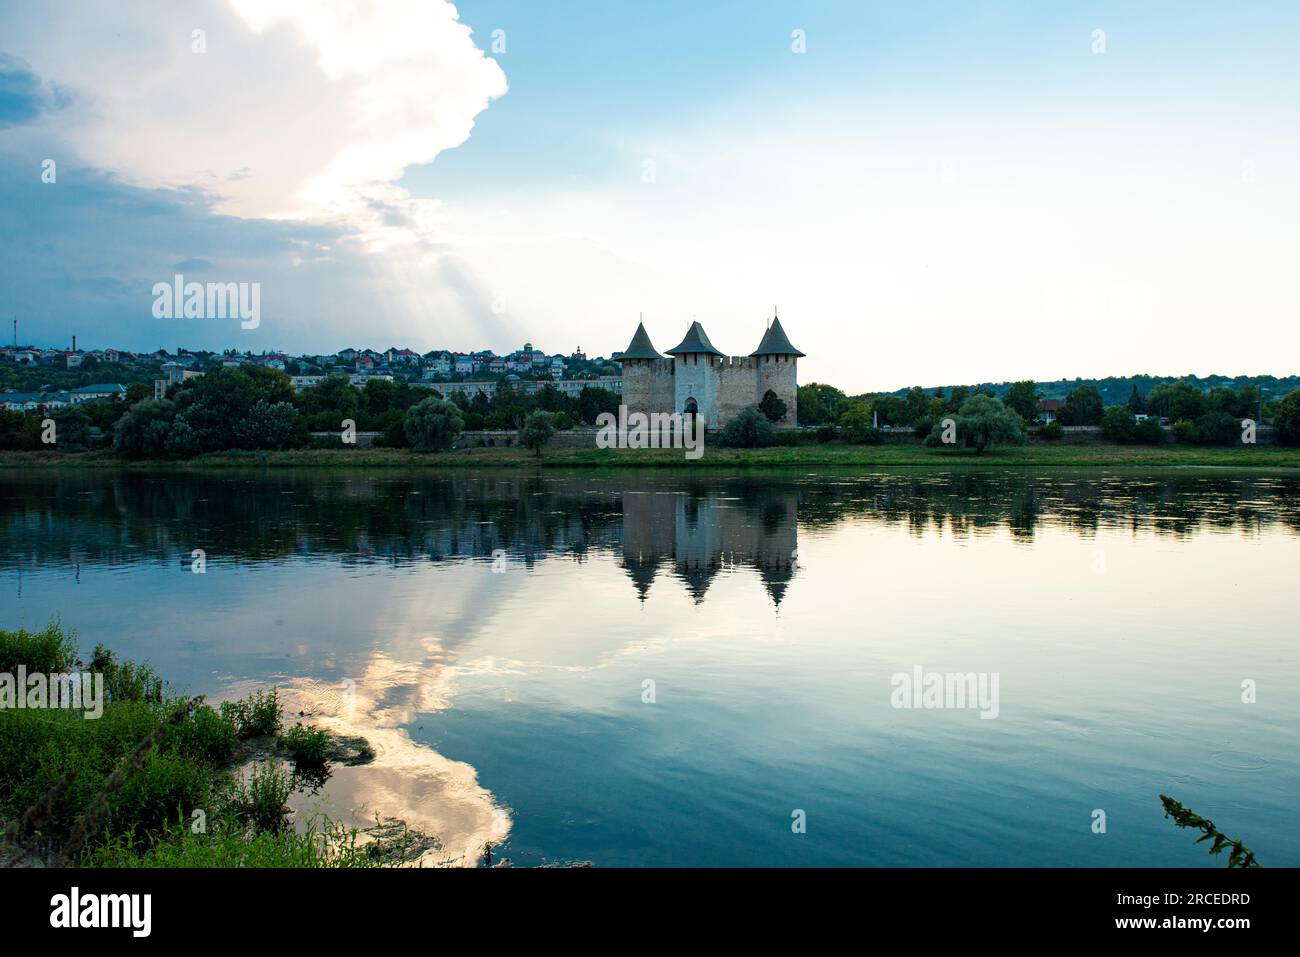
[{"x1": 2, "y1": 1, "x2": 1298, "y2": 390}]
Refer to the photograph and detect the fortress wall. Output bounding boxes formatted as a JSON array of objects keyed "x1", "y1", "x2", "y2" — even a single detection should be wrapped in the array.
[
  {"x1": 673, "y1": 354, "x2": 719, "y2": 426},
  {"x1": 715, "y1": 356, "x2": 760, "y2": 426},
  {"x1": 648, "y1": 358, "x2": 676, "y2": 414},
  {"x1": 756, "y1": 354, "x2": 798, "y2": 427},
  {"x1": 621, "y1": 360, "x2": 653, "y2": 417},
  {"x1": 624, "y1": 358, "x2": 677, "y2": 417}
]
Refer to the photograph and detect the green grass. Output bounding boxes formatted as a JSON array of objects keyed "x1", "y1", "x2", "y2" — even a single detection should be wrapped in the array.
[
  {"x1": 82, "y1": 813, "x2": 378, "y2": 868},
  {"x1": 3, "y1": 440, "x2": 1300, "y2": 469},
  {"x1": 0, "y1": 623, "x2": 382, "y2": 868}
]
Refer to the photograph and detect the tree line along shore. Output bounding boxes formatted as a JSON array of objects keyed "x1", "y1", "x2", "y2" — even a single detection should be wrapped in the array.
[{"x1": 2, "y1": 365, "x2": 1298, "y2": 463}]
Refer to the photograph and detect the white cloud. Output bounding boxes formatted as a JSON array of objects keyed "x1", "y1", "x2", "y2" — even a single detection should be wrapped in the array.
[{"x1": 10, "y1": 0, "x2": 506, "y2": 248}]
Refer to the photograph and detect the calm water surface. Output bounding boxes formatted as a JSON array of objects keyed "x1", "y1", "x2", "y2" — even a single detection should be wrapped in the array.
[{"x1": 3, "y1": 468, "x2": 1297, "y2": 866}]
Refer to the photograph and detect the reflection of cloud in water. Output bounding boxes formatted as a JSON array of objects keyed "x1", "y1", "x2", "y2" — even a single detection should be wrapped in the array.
[{"x1": 283, "y1": 638, "x2": 511, "y2": 867}]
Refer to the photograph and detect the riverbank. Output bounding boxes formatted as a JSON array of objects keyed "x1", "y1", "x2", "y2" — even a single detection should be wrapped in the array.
[
  {"x1": 0, "y1": 623, "x2": 440, "y2": 868},
  {"x1": 3, "y1": 442, "x2": 1300, "y2": 469}
]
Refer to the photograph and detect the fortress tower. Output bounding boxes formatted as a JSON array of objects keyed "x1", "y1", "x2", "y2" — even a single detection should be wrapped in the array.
[
  {"x1": 619, "y1": 321, "x2": 674, "y2": 419},
  {"x1": 618, "y1": 315, "x2": 803, "y2": 430},
  {"x1": 748, "y1": 316, "x2": 804, "y2": 428}
]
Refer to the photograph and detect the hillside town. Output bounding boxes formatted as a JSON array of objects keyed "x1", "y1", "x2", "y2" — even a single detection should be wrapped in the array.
[{"x1": 0, "y1": 338, "x2": 624, "y2": 411}]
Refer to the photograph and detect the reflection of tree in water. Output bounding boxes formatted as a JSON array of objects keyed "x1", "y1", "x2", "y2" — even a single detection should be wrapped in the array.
[
  {"x1": 2, "y1": 470, "x2": 1297, "y2": 604},
  {"x1": 790, "y1": 471, "x2": 1300, "y2": 543}
]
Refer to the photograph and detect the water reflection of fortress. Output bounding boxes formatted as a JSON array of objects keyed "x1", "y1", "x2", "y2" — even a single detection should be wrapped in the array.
[{"x1": 621, "y1": 489, "x2": 797, "y2": 605}]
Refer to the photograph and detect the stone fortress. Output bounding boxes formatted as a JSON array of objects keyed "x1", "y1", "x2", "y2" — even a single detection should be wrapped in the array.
[{"x1": 618, "y1": 315, "x2": 804, "y2": 429}]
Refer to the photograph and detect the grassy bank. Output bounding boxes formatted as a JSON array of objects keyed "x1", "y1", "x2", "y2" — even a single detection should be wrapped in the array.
[
  {"x1": 3, "y1": 442, "x2": 1300, "y2": 469},
  {"x1": 0, "y1": 622, "x2": 399, "y2": 868}
]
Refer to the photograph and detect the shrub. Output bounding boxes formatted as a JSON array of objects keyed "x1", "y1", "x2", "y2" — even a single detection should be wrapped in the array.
[
  {"x1": 1039, "y1": 421, "x2": 1064, "y2": 441},
  {"x1": 221, "y1": 761, "x2": 293, "y2": 833},
  {"x1": 0, "y1": 621, "x2": 78, "y2": 673},
  {"x1": 279, "y1": 723, "x2": 331, "y2": 766},
  {"x1": 166, "y1": 704, "x2": 239, "y2": 765},
  {"x1": 111, "y1": 750, "x2": 213, "y2": 835},
  {"x1": 89, "y1": 644, "x2": 164, "y2": 703},
  {"x1": 219, "y1": 688, "x2": 281, "y2": 739},
  {"x1": 719, "y1": 407, "x2": 779, "y2": 448},
  {"x1": 404, "y1": 397, "x2": 464, "y2": 452},
  {"x1": 1172, "y1": 419, "x2": 1197, "y2": 443}
]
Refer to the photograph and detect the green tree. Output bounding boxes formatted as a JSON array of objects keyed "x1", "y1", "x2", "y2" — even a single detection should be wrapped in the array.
[
  {"x1": 837, "y1": 403, "x2": 880, "y2": 444},
  {"x1": 362, "y1": 378, "x2": 419, "y2": 426},
  {"x1": 294, "y1": 374, "x2": 361, "y2": 431},
  {"x1": 1132, "y1": 417, "x2": 1166, "y2": 445},
  {"x1": 1192, "y1": 410, "x2": 1239, "y2": 446},
  {"x1": 47, "y1": 408, "x2": 93, "y2": 451},
  {"x1": 534, "y1": 383, "x2": 566, "y2": 413},
  {"x1": 233, "y1": 400, "x2": 307, "y2": 450},
  {"x1": 758, "y1": 389, "x2": 788, "y2": 424},
  {"x1": 1127, "y1": 383, "x2": 1146, "y2": 414},
  {"x1": 1206, "y1": 386, "x2": 1246, "y2": 418},
  {"x1": 1101, "y1": 406, "x2": 1136, "y2": 442},
  {"x1": 577, "y1": 386, "x2": 620, "y2": 425},
  {"x1": 941, "y1": 394, "x2": 1026, "y2": 454},
  {"x1": 796, "y1": 383, "x2": 847, "y2": 426},
  {"x1": 404, "y1": 397, "x2": 465, "y2": 452},
  {"x1": 1145, "y1": 380, "x2": 1206, "y2": 422},
  {"x1": 868, "y1": 394, "x2": 904, "y2": 426},
  {"x1": 1238, "y1": 383, "x2": 1260, "y2": 420},
  {"x1": 1274, "y1": 389, "x2": 1300, "y2": 445},
  {"x1": 945, "y1": 385, "x2": 970, "y2": 414},
  {"x1": 1059, "y1": 384, "x2": 1104, "y2": 426},
  {"x1": 1003, "y1": 380, "x2": 1039, "y2": 422},
  {"x1": 902, "y1": 386, "x2": 930, "y2": 425},
  {"x1": 520, "y1": 410, "x2": 557, "y2": 457},
  {"x1": 167, "y1": 366, "x2": 295, "y2": 452},
  {"x1": 112, "y1": 400, "x2": 178, "y2": 459}
]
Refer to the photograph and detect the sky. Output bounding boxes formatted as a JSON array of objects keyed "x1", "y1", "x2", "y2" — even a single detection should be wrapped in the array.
[{"x1": 1, "y1": 0, "x2": 1297, "y2": 393}]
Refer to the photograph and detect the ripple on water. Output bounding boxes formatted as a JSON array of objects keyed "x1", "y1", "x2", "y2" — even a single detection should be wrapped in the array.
[{"x1": 1210, "y1": 751, "x2": 1271, "y2": 772}]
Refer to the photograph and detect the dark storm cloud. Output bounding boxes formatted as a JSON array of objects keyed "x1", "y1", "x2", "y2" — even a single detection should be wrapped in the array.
[
  {"x1": 0, "y1": 53, "x2": 68, "y2": 128},
  {"x1": 0, "y1": 154, "x2": 367, "y2": 352}
]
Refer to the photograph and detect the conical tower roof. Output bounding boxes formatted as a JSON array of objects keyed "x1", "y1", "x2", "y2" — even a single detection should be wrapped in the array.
[
  {"x1": 620, "y1": 321, "x2": 663, "y2": 361},
  {"x1": 750, "y1": 316, "x2": 805, "y2": 357},
  {"x1": 665, "y1": 321, "x2": 724, "y2": 357}
]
